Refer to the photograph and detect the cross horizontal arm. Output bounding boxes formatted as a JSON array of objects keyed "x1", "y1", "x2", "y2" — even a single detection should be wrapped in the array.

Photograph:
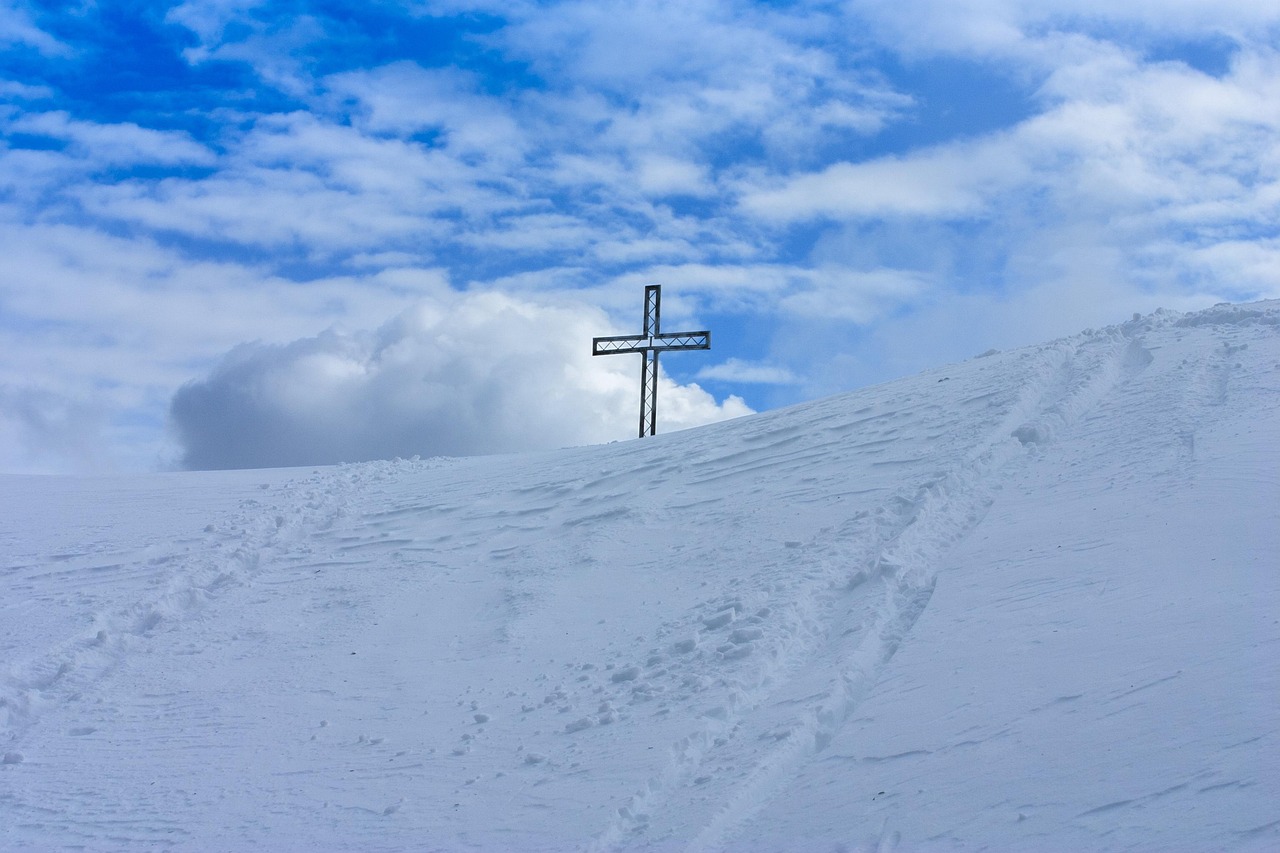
[{"x1": 592, "y1": 330, "x2": 711, "y2": 356}]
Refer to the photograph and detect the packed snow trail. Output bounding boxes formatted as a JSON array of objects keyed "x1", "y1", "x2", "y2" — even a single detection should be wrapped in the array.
[
  {"x1": 0, "y1": 467, "x2": 359, "y2": 745},
  {"x1": 709, "y1": 303, "x2": 1280, "y2": 851},
  {"x1": 1, "y1": 301, "x2": 1277, "y2": 851},
  {"x1": 599, "y1": 322, "x2": 1159, "y2": 851}
]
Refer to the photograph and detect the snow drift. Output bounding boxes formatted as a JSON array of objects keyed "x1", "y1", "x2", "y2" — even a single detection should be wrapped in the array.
[{"x1": 2, "y1": 300, "x2": 1278, "y2": 851}]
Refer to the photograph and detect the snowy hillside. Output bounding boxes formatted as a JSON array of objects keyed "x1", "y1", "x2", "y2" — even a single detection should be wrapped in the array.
[{"x1": 2, "y1": 301, "x2": 1278, "y2": 851}]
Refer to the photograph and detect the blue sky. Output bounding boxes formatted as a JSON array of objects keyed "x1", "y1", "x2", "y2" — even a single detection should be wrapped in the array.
[{"x1": 2, "y1": 1, "x2": 1277, "y2": 471}]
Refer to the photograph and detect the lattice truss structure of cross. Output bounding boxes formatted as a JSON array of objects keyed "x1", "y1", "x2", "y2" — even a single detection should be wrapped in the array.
[{"x1": 592, "y1": 285, "x2": 711, "y2": 438}]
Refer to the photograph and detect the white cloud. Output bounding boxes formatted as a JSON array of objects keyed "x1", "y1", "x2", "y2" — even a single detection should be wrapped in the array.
[
  {"x1": 164, "y1": 0, "x2": 269, "y2": 47},
  {"x1": 0, "y1": 384, "x2": 109, "y2": 474},
  {"x1": 167, "y1": 2, "x2": 323, "y2": 97},
  {"x1": 0, "y1": 1, "x2": 71, "y2": 56},
  {"x1": 5, "y1": 0, "x2": 1280, "y2": 475},
  {"x1": 634, "y1": 154, "x2": 714, "y2": 198},
  {"x1": 493, "y1": 0, "x2": 908, "y2": 165},
  {"x1": 697, "y1": 358, "x2": 799, "y2": 385},
  {"x1": 325, "y1": 63, "x2": 528, "y2": 164},
  {"x1": 0, "y1": 217, "x2": 458, "y2": 470},
  {"x1": 498, "y1": 0, "x2": 797, "y2": 90},
  {"x1": 805, "y1": 273, "x2": 1227, "y2": 396},
  {"x1": 67, "y1": 110, "x2": 516, "y2": 253},
  {"x1": 1180, "y1": 239, "x2": 1280, "y2": 295},
  {"x1": 599, "y1": 262, "x2": 928, "y2": 323},
  {"x1": 848, "y1": 0, "x2": 1280, "y2": 63},
  {"x1": 5, "y1": 111, "x2": 215, "y2": 167},
  {"x1": 778, "y1": 268, "x2": 933, "y2": 322},
  {"x1": 169, "y1": 292, "x2": 751, "y2": 469},
  {"x1": 0, "y1": 79, "x2": 53, "y2": 99},
  {"x1": 739, "y1": 43, "x2": 1280, "y2": 273},
  {"x1": 5, "y1": 4, "x2": 909, "y2": 290},
  {"x1": 739, "y1": 151, "x2": 997, "y2": 221}
]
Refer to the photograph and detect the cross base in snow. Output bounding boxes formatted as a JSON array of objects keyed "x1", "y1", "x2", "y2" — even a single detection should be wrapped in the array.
[{"x1": 592, "y1": 285, "x2": 711, "y2": 438}]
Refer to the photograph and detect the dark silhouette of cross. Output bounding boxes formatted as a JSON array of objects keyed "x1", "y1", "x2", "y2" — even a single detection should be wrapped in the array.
[{"x1": 592, "y1": 285, "x2": 711, "y2": 438}]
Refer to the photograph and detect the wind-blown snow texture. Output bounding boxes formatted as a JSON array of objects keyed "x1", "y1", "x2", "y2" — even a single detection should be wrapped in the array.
[{"x1": 2, "y1": 301, "x2": 1278, "y2": 851}]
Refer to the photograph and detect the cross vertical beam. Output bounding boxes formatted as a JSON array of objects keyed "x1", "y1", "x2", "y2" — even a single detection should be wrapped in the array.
[
  {"x1": 592, "y1": 284, "x2": 711, "y2": 438},
  {"x1": 640, "y1": 284, "x2": 660, "y2": 438}
]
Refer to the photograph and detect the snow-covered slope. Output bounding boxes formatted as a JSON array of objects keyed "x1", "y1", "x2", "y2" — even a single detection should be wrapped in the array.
[{"x1": 2, "y1": 301, "x2": 1278, "y2": 852}]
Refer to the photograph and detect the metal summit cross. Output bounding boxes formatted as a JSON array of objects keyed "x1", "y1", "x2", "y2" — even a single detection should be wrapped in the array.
[{"x1": 592, "y1": 285, "x2": 711, "y2": 438}]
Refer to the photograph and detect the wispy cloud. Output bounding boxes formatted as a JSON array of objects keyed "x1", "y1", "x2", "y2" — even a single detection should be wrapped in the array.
[
  {"x1": 9, "y1": 111, "x2": 215, "y2": 166},
  {"x1": 0, "y1": 1, "x2": 70, "y2": 57},
  {"x1": 697, "y1": 358, "x2": 798, "y2": 386}
]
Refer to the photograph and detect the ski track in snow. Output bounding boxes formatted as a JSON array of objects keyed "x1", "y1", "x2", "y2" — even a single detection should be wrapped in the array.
[
  {"x1": 2, "y1": 302, "x2": 1277, "y2": 851},
  {"x1": 0, "y1": 468, "x2": 356, "y2": 742},
  {"x1": 589, "y1": 323, "x2": 1159, "y2": 851}
]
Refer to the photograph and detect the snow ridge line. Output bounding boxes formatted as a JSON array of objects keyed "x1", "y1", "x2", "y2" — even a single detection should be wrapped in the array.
[
  {"x1": 0, "y1": 466, "x2": 366, "y2": 746},
  {"x1": 591, "y1": 325, "x2": 1155, "y2": 852}
]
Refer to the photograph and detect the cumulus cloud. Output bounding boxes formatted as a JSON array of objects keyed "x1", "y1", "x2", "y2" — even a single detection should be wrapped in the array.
[{"x1": 170, "y1": 292, "x2": 750, "y2": 470}]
